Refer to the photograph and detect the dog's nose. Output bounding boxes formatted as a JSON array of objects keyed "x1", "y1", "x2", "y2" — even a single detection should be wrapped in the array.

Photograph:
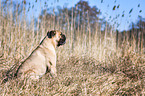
[
  {"x1": 61, "y1": 34, "x2": 66, "y2": 40},
  {"x1": 60, "y1": 33, "x2": 66, "y2": 40}
]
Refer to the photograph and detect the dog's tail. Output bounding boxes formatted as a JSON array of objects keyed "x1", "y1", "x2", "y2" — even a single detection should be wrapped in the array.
[
  {"x1": 2, "y1": 70, "x2": 17, "y2": 84},
  {"x1": 1, "y1": 62, "x2": 20, "y2": 84},
  {"x1": 1, "y1": 67, "x2": 17, "y2": 84}
]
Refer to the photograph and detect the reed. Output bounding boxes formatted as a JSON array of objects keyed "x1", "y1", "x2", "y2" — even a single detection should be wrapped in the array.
[{"x1": 0, "y1": 1, "x2": 144, "y2": 95}]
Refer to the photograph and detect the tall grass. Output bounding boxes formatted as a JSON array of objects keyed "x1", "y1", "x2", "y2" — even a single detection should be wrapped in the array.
[{"x1": 0, "y1": 1, "x2": 145, "y2": 95}]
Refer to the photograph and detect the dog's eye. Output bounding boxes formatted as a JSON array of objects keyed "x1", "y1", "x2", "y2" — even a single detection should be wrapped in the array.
[{"x1": 51, "y1": 31, "x2": 56, "y2": 36}]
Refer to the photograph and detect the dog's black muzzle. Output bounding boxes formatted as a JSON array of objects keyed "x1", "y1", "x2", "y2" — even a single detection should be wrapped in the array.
[{"x1": 57, "y1": 33, "x2": 66, "y2": 47}]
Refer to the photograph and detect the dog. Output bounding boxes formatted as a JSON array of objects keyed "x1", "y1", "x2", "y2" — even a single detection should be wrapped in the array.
[{"x1": 16, "y1": 30, "x2": 66, "y2": 80}]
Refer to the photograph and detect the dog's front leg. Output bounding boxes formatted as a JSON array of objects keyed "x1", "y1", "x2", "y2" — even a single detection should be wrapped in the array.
[
  {"x1": 50, "y1": 65, "x2": 57, "y2": 77},
  {"x1": 48, "y1": 61, "x2": 57, "y2": 77}
]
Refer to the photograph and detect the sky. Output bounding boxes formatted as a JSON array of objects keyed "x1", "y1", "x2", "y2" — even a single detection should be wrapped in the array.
[
  {"x1": 2, "y1": 0, "x2": 145, "y2": 31},
  {"x1": 26, "y1": 0, "x2": 145, "y2": 31}
]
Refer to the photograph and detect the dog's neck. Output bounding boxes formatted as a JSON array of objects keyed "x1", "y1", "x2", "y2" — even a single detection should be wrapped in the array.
[{"x1": 40, "y1": 36, "x2": 57, "y2": 52}]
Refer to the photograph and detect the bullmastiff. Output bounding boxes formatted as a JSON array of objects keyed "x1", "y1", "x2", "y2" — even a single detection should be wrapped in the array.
[{"x1": 16, "y1": 30, "x2": 66, "y2": 80}]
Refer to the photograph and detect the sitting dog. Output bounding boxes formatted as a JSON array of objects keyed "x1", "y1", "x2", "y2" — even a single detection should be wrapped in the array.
[{"x1": 16, "y1": 30, "x2": 66, "y2": 80}]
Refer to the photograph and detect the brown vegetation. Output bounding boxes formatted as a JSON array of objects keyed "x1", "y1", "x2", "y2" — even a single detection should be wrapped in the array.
[{"x1": 0, "y1": 0, "x2": 145, "y2": 95}]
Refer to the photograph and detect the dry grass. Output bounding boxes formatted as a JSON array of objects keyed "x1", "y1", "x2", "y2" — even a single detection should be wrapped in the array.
[
  {"x1": 0, "y1": 2, "x2": 145, "y2": 95},
  {"x1": 0, "y1": 50, "x2": 145, "y2": 95}
]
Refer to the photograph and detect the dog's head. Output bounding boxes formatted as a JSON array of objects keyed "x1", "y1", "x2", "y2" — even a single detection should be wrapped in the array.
[{"x1": 47, "y1": 30, "x2": 66, "y2": 47}]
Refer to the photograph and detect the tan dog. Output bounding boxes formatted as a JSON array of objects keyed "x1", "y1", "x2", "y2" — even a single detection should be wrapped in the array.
[{"x1": 16, "y1": 30, "x2": 66, "y2": 80}]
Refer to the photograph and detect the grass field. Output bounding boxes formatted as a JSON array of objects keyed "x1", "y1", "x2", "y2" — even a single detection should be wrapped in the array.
[{"x1": 0, "y1": 2, "x2": 145, "y2": 95}]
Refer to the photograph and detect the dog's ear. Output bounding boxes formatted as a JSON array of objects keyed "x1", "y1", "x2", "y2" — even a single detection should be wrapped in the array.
[{"x1": 47, "y1": 31, "x2": 56, "y2": 38}]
